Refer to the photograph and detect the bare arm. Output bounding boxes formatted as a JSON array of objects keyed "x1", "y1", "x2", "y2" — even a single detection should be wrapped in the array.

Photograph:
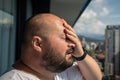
[
  {"x1": 77, "y1": 54, "x2": 102, "y2": 80},
  {"x1": 63, "y1": 19, "x2": 102, "y2": 80}
]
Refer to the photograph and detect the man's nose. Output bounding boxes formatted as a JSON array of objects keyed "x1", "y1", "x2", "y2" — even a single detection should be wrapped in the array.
[{"x1": 67, "y1": 41, "x2": 75, "y2": 48}]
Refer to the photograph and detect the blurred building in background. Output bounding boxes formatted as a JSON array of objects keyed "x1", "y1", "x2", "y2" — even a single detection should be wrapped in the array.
[{"x1": 105, "y1": 25, "x2": 120, "y2": 79}]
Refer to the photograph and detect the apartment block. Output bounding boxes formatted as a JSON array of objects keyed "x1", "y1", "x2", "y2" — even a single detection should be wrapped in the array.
[{"x1": 105, "y1": 25, "x2": 120, "y2": 76}]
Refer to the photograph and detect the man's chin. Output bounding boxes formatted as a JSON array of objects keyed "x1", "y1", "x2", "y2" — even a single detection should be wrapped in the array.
[{"x1": 67, "y1": 56, "x2": 74, "y2": 63}]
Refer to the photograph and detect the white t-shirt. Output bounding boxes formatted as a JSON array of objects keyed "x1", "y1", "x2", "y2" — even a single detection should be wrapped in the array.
[{"x1": 0, "y1": 65, "x2": 83, "y2": 80}]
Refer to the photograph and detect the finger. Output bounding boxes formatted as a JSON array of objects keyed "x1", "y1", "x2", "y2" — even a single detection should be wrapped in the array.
[
  {"x1": 64, "y1": 29, "x2": 77, "y2": 38},
  {"x1": 64, "y1": 23, "x2": 75, "y2": 33},
  {"x1": 66, "y1": 33, "x2": 77, "y2": 44},
  {"x1": 62, "y1": 19, "x2": 75, "y2": 33}
]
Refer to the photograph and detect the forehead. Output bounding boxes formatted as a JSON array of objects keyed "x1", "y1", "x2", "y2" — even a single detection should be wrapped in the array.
[
  {"x1": 47, "y1": 19, "x2": 66, "y2": 37},
  {"x1": 44, "y1": 15, "x2": 65, "y2": 31}
]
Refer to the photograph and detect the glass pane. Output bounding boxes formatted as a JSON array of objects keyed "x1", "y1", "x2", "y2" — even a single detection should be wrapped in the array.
[
  {"x1": 74, "y1": 0, "x2": 120, "y2": 79},
  {"x1": 0, "y1": 0, "x2": 15, "y2": 75}
]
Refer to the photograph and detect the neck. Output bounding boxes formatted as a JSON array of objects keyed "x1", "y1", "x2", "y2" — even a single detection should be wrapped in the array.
[{"x1": 13, "y1": 60, "x2": 55, "y2": 80}]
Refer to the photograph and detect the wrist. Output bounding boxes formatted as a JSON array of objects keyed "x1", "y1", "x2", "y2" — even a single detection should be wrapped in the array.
[{"x1": 73, "y1": 48, "x2": 87, "y2": 61}]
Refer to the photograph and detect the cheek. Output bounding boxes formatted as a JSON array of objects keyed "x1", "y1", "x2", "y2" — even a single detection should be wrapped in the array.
[{"x1": 50, "y1": 39, "x2": 68, "y2": 53}]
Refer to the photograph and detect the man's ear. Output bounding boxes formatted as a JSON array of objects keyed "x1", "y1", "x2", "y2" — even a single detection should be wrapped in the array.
[{"x1": 32, "y1": 36, "x2": 42, "y2": 52}]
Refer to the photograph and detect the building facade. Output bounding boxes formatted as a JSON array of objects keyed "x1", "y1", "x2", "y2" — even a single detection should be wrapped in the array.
[{"x1": 105, "y1": 25, "x2": 120, "y2": 77}]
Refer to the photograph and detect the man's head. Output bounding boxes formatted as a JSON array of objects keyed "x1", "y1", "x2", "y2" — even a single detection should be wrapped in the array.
[{"x1": 21, "y1": 13, "x2": 75, "y2": 73}]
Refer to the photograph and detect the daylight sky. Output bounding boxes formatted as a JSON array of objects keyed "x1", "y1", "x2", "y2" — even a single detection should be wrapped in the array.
[{"x1": 74, "y1": 0, "x2": 120, "y2": 39}]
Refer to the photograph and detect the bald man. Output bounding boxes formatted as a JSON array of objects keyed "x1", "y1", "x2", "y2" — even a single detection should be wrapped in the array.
[{"x1": 0, "y1": 13, "x2": 102, "y2": 80}]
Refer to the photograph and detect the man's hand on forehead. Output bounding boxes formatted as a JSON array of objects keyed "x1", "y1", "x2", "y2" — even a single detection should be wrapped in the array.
[
  {"x1": 62, "y1": 19, "x2": 78, "y2": 42},
  {"x1": 62, "y1": 19, "x2": 84, "y2": 57}
]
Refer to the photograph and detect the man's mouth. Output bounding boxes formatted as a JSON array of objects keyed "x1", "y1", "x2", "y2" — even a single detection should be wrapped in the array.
[
  {"x1": 65, "y1": 48, "x2": 75, "y2": 61},
  {"x1": 66, "y1": 48, "x2": 74, "y2": 55}
]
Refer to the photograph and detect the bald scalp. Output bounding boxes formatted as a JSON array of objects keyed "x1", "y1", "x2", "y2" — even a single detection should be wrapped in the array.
[{"x1": 22, "y1": 13, "x2": 62, "y2": 46}]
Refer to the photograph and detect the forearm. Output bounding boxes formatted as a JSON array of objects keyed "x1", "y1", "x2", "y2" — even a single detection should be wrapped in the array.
[{"x1": 77, "y1": 54, "x2": 102, "y2": 80}]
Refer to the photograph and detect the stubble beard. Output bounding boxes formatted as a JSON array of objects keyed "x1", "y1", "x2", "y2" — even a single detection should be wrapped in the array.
[{"x1": 42, "y1": 46, "x2": 74, "y2": 73}]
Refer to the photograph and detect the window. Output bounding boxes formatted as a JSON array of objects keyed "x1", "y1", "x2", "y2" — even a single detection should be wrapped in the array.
[{"x1": 0, "y1": 0, "x2": 16, "y2": 75}]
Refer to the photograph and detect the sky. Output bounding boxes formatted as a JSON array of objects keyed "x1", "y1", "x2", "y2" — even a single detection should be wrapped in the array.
[{"x1": 74, "y1": 0, "x2": 120, "y2": 40}]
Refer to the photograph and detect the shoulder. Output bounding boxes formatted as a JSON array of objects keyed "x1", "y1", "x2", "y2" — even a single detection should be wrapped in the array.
[
  {"x1": 0, "y1": 69, "x2": 40, "y2": 80},
  {"x1": 0, "y1": 69, "x2": 18, "y2": 80},
  {"x1": 54, "y1": 62, "x2": 84, "y2": 80}
]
